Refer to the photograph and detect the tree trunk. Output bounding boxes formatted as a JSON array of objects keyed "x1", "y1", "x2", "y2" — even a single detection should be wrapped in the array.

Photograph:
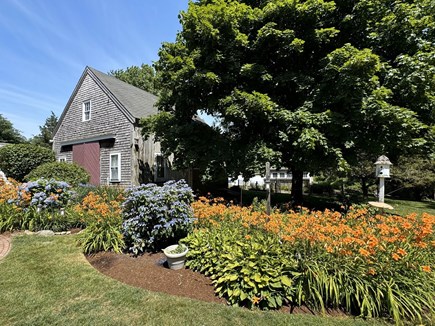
[
  {"x1": 291, "y1": 168, "x2": 304, "y2": 205},
  {"x1": 361, "y1": 177, "x2": 368, "y2": 198}
]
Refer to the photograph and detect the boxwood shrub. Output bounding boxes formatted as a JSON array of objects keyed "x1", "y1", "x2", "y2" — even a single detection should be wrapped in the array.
[{"x1": 26, "y1": 161, "x2": 90, "y2": 187}]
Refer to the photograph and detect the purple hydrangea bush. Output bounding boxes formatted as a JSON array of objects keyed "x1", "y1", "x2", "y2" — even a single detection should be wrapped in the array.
[{"x1": 122, "y1": 180, "x2": 195, "y2": 254}]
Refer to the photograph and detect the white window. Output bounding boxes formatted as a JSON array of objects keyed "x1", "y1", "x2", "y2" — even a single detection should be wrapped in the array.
[
  {"x1": 279, "y1": 172, "x2": 285, "y2": 178},
  {"x1": 58, "y1": 156, "x2": 66, "y2": 162},
  {"x1": 82, "y1": 101, "x2": 91, "y2": 121},
  {"x1": 272, "y1": 173, "x2": 278, "y2": 179},
  {"x1": 110, "y1": 153, "x2": 121, "y2": 182}
]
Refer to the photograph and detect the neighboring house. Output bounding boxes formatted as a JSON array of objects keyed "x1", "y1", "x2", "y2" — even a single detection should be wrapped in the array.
[
  {"x1": 52, "y1": 66, "x2": 187, "y2": 187},
  {"x1": 229, "y1": 169, "x2": 313, "y2": 193}
]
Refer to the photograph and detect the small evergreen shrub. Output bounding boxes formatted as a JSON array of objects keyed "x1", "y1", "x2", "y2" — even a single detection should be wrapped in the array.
[
  {"x1": 0, "y1": 144, "x2": 55, "y2": 181},
  {"x1": 122, "y1": 180, "x2": 194, "y2": 254},
  {"x1": 26, "y1": 162, "x2": 90, "y2": 187}
]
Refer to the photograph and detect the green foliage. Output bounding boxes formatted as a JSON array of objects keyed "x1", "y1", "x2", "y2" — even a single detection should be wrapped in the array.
[
  {"x1": 391, "y1": 155, "x2": 435, "y2": 200},
  {"x1": 77, "y1": 220, "x2": 124, "y2": 254},
  {"x1": 185, "y1": 200, "x2": 435, "y2": 323},
  {"x1": 0, "y1": 179, "x2": 80, "y2": 232},
  {"x1": 25, "y1": 162, "x2": 90, "y2": 187},
  {"x1": 109, "y1": 64, "x2": 159, "y2": 95},
  {"x1": 0, "y1": 114, "x2": 25, "y2": 143},
  {"x1": 148, "y1": 0, "x2": 435, "y2": 203},
  {"x1": 0, "y1": 144, "x2": 55, "y2": 181},
  {"x1": 0, "y1": 205, "x2": 82, "y2": 232},
  {"x1": 29, "y1": 111, "x2": 58, "y2": 148},
  {"x1": 73, "y1": 191, "x2": 125, "y2": 254},
  {"x1": 185, "y1": 227, "x2": 297, "y2": 309}
]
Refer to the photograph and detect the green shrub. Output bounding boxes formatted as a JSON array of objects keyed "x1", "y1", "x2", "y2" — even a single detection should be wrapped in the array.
[
  {"x1": 0, "y1": 144, "x2": 55, "y2": 181},
  {"x1": 25, "y1": 162, "x2": 89, "y2": 187}
]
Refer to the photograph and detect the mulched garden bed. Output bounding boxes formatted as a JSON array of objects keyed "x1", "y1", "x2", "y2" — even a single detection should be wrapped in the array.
[
  {"x1": 86, "y1": 251, "x2": 347, "y2": 317},
  {"x1": 86, "y1": 251, "x2": 225, "y2": 304}
]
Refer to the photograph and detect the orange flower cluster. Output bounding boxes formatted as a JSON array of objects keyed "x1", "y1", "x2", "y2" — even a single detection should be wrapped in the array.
[
  {"x1": 0, "y1": 179, "x2": 19, "y2": 204},
  {"x1": 74, "y1": 192, "x2": 122, "y2": 222},
  {"x1": 192, "y1": 198, "x2": 435, "y2": 271}
]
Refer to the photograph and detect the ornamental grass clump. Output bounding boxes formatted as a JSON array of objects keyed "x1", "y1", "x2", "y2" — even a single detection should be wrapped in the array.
[
  {"x1": 184, "y1": 197, "x2": 435, "y2": 324},
  {"x1": 122, "y1": 180, "x2": 194, "y2": 255}
]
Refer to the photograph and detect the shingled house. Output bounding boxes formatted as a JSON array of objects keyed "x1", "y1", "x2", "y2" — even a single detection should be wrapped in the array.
[{"x1": 52, "y1": 66, "x2": 187, "y2": 187}]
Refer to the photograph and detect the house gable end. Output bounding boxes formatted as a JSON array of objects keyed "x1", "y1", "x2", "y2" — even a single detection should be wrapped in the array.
[{"x1": 53, "y1": 66, "x2": 135, "y2": 137}]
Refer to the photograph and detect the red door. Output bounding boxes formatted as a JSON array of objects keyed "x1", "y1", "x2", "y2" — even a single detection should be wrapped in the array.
[{"x1": 73, "y1": 142, "x2": 100, "y2": 185}]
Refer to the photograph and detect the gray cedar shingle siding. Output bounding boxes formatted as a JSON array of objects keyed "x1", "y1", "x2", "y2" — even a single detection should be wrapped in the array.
[
  {"x1": 52, "y1": 66, "x2": 179, "y2": 188},
  {"x1": 53, "y1": 72, "x2": 134, "y2": 187}
]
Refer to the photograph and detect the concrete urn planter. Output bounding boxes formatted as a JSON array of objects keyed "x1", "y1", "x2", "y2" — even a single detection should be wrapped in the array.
[{"x1": 163, "y1": 244, "x2": 188, "y2": 270}]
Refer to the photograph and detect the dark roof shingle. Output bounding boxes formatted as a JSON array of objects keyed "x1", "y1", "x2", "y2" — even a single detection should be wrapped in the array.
[{"x1": 88, "y1": 67, "x2": 158, "y2": 119}]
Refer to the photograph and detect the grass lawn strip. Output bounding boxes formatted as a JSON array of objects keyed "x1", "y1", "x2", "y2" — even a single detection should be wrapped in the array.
[{"x1": 0, "y1": 235, "x2": 386, "y2": 326}]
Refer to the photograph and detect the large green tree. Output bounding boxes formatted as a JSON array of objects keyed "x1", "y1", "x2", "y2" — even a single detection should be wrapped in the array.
[
  {"x1": 0, "y1": 114, "x2": 25, "y2": 144},
  {"x1": 144, "y1": 0, "x2": 435, "y2": 203},
  {"x1": 30, "y1": 111, "x2": 58, "y2": 148},
  {"x1": 109, "y1": 64, "x2": 159, "y2": 95}
]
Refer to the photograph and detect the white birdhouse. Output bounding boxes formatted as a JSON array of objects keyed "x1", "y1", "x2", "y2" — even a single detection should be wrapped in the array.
[{"x1": 375, "y1": 155, "x2": 392, "y2": 178}]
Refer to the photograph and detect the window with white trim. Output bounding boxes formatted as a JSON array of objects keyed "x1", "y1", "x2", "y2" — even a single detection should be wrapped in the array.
[
  {"x1": 82, "y1": 101, "x2": 91, "y2": 121},
  {"x1": 110, "y1": 153, "x2": 121, "y2": 182}
]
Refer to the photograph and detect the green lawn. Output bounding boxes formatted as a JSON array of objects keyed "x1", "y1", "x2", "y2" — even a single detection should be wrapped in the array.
[
  {"x1": 0, "y1": 235, "x2": 387, "y2": 326},
  {"x1": 384, "y1": 197, "x2": 435, "y2": 216},
  {"x1": 239, "y1": 190, "x2": 435, "y2": 216}
]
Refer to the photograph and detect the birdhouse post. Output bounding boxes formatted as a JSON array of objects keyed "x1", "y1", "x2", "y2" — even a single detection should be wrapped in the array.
[
  {"x1": 374, "y1": 155, "x2": 392, "y2": 203},
  {"x1": 265, "y1": 162, "x2": 271, "y2": 215}
]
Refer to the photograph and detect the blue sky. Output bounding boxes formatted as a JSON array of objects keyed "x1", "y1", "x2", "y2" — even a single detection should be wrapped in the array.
[{"x1": 0, "y1": 0, "x2": 189, "y2": 138}]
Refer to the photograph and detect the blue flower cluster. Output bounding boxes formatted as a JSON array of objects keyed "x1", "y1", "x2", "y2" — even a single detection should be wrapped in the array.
[
  {"x1": 16, "y1": 178, "x2": 74, "y2": 210},
  {"x1": 122, "y1": 179, "x2": 195, "y2": 254}
]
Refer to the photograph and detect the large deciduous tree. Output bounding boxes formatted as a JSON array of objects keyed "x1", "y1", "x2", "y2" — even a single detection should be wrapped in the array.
[
  {"x1": 144, "y1": 0, "x2": 435, "y2": 203},
  {"x1": 0, "y1": 114, "x2": 25, "y2": 144}
]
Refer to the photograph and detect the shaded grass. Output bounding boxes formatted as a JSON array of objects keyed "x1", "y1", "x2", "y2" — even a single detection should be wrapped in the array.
[
  {"x1": 0, "y1": 235, "x2": 386, "y2": 326},
  {"x1": 239, "y1": 190, "x2": 435, "y2": 216}
]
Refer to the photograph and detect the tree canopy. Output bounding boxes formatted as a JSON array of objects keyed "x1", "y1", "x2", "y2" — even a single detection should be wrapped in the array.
[
  {"x1": 109, "y1": 64, "x2": 159, "y2": 95},
  {"x1": 0, "y1": 114, "x2": 26, "y2": 144},
  {"x1": 144, "y1": 0, "x2": 435, "y2": 202},
  {"x1": 30, "y1": 111, "x2": 58, "y2": 148}
]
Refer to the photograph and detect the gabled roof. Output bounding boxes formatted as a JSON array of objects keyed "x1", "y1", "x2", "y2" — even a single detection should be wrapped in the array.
[
  {"x1": 87, "y1": 67, "x2": 158, "y2": 119},
  {"x1": 54, "y1": 66, "x2": 158, "y2": 135}
]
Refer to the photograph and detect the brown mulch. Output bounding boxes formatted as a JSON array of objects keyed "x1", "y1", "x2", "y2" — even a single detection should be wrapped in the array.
[
  {"x1": 86, "y1": 251, "x2": 347, "y2": 317},
  {"x1": 86, "y1": 251, "x2": 226, "y2": 304}
]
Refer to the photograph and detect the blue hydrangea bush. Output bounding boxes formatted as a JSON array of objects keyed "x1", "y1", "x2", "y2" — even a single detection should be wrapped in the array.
[
  {"x1": 15, "y1": 178, "x2": 74, "y2": 209},
  {"x1": 122, "y1": 180, "x2": 195, "y2": 254}
]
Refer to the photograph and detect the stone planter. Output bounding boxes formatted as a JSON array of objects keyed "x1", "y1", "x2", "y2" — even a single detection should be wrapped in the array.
[{"x1": 163, "y1": 244, "x2": 188, "y2": 270}]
